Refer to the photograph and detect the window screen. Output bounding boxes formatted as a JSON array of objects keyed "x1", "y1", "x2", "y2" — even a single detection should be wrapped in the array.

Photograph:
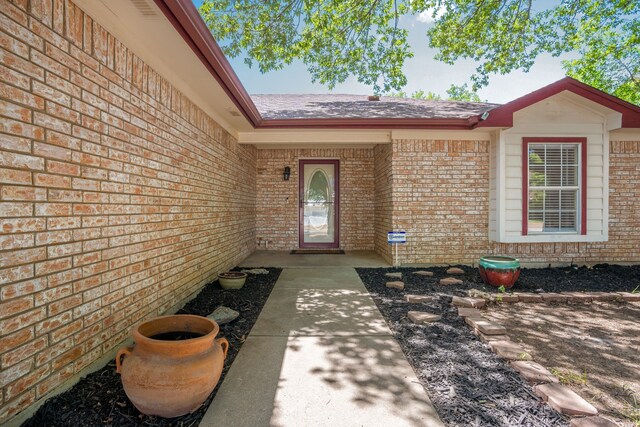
[{"x1": 527, "y1": 143, "x2": 579, "y2": 233}]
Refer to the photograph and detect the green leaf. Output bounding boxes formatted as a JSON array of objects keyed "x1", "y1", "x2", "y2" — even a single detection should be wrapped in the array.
[{"x1": 199, "y1": 0, "x2": 640, "y2": 104}]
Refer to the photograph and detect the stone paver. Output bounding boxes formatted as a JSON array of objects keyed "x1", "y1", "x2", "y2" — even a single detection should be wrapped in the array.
[
  {"x1": 510, "y1": 361, "x2": 558, "y2": 384},
  {"x1": 586, "y1": 292, "x2": 619, "y2": 302},
  {"x1": 534, "y1": 383, "x2": 598, "y2": 416},
  {"x1": 561, "y1": 292, "x2": 593, "y2": 303},
  {"x1": 408, "y1": 311, "x2": 441, "y2": 324},
  {"x1": 497, "y1": 294, "x2": 519, "y2": 303},
  {"x1": 465, "y1": 317, "x2": 506, "y2": 335},
  {"x1": 541, "y1": 293, "x2": 568, "y2": 303},
  {"x1": 385, "y1": 272, "x2": 403, "y2": 279},
  {"x1": 414, "y1": 270, "x2": 434, "y2": 276},
  {"x1": 488, "y1": 340, "x2": 532, "y2": 360},
  {"x1": 570, "y1": 416, "x2": 619, "y2": 427},
  {"x1": 446, "y1": 267, "x2": 465, "y2": 275},
  {"x1": 515, "y1": 293, "x2": 544, "y2": 303},
  {"x1": 440, "y1": 277, "x2": 463, "y2": 286},
  {"x1": 386, "y1": 281, "x2": 405, "y2": 290},
  {"x1": 451, "y1": 296, "x2": 485, "y2": 308},
  {"x1": 457, "y1": 307, "x2": 481, "y2": 317},
  {"x1": 617, "y1": 292, "x2": 640, "y2": 301},
  {"x1": 405, "y1": 294, "x2": 433, "y2": 303},
  {"x1": 468, "y1": 289, "x2": 490, "y2": 298},
  {"x1": 478, "y1": 333, "x2": 510, "y2": 343}
]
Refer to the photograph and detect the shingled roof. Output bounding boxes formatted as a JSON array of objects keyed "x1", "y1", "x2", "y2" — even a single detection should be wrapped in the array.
[{"x1": 251, "y1": 94, "x2": 500, "y2": 120}]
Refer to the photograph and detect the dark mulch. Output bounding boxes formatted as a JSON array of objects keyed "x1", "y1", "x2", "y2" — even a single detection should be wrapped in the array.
[
  {"x1": 377, "y1": 264, "x2": 640, "y2": 296},
  {"x1": 357, "y1": 266, "x2": 568, "y2": 427},
  {"x1": 513, "y1": 264, "x2": 640, "y2": 294},
  {"x1": 23, "y1": 268, "x2": 281, "y2": 427},
  {"x1": 356, "y1": 264, "x2": 640, "y2": 426}
]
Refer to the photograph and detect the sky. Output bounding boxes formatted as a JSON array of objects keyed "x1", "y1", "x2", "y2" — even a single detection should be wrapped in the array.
[{"x1": 193, "y1": 2, "x2": 574, "y2": 104}]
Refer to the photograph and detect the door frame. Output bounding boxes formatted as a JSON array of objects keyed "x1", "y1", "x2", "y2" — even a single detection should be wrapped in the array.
[{"x1": 298, "y1": 159, "x2": 340, "y2": 248}]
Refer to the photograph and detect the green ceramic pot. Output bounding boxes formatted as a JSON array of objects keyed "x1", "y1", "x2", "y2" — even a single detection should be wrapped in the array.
[
  {"x1": 478, "y1": 256, "x2": 521, "y2": 288},
  {"x1": 218, "y1": 272, "x2": 247, "y2": 290}
]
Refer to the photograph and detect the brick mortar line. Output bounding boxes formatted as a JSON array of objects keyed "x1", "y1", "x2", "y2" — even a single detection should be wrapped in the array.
[
  {"x1": 0, "y1": 141, "x2": 255, "y2": 196},
  {"x1": 0, "y1": 231, "x2": 254, "y2": 300},
  {"x1": 0, "y1": 75, "x2": 246, "y2": 178},
  {"x1": 0, "y1": 215, "x2": 257, "y2": 251}
]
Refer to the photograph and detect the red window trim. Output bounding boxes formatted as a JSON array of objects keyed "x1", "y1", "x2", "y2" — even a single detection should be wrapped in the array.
[{"x1": 522, "y1": 137, "x2": 587, "y2": 236}]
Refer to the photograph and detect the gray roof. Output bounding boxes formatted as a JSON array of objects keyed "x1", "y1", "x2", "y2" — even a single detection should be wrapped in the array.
[{"x1": 251, "y1": 94, "x2": 500, "y2": 120}]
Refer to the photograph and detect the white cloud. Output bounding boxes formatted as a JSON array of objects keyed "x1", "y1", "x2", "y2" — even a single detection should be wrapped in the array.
[{"x1": 415, "y1": 7, "x2": 445, "y2": 24}]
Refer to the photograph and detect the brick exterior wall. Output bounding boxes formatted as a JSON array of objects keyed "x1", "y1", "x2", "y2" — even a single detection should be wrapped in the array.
[
  {"x1": 389, "y1": 139, "x2": 491, "y2": 265},
  {"x1": 1, "y1": 0, "x2": 640, "y2": 422},
  {"x1": 0, "y1": 1, "x2": 256, "y2": 422},
  {"x1": 373, "y1": 144, "x2": 393, "y2": 263},
  {"x1": 256, "y1": 148, "x2": 375, "y2": 250},
  {"x1": 379, "y1": 139, "x2": 640, "y2": 266}
]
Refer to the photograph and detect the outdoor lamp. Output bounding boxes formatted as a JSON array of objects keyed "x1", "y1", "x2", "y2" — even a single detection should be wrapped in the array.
[{"x1": 283, "y1": 166, "x2": 291, "y2": 181}]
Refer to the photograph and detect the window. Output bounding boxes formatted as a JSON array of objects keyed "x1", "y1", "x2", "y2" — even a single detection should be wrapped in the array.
[{"x1": 522, "y1": 138, "x2": 586, "y2": 235}]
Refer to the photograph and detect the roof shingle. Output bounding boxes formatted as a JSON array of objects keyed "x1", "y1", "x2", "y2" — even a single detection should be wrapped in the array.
[{"x1": 251, "y1": 94, "x2": 500, "y2": 120}]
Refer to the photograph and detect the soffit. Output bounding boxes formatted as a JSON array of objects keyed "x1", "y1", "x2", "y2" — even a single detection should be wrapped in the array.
[{"x1": 74, "y1": 0, "x2": 255, "y2": 137}]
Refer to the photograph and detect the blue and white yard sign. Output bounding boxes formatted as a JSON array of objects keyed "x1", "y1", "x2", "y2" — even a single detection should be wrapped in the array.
[{"x1": 387, "y1": 231, "x2": 406, "y2": 244}]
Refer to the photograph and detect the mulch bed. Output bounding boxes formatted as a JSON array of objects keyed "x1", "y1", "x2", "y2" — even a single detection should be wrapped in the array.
[
  {"x1": 356, "y1": 264, "x2": 640, "y2": 426},
  {"x1": 512, "y1": 264, "x2": 640, "y2": 294},
  {"x1": 22, "y1": 268, "x2": 281, "y2": 427},
  {"x1": 381, "y1": 264, "x2": 640, "y2": 296}
]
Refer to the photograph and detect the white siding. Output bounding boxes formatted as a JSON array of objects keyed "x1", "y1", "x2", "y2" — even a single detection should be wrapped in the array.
[
  {"x1": 492, "y1": 93, "x2": 614, "y2": 243},
  {"x1": 488, "y1": 132, "x2": 498, "y2": 240}
]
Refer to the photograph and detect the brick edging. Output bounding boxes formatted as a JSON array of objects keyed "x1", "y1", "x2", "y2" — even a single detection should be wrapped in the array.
[
  {"x1": 466, "y1": 290, "x2": 640, "y2": 304},
  {"x1": 452, "y1": 297, "x2": 621, "y2": 426}
]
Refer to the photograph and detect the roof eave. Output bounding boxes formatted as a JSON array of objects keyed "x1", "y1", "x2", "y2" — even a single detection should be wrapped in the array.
[
  {"x1": 152, "y1": 0, "x2": 487, "y2": 131},
  {"x1": 258, "y1": 117, "x2": 480, "y2": 130},
  {"x1": 476, "y1": 77, "x2": 640, "y2": 128},
  {"x1": 153, "y1": 0, "x2": 263, "y2": 127},
  {"x1": 151, "y1": 2, "x2": 640, "y2": 131}
]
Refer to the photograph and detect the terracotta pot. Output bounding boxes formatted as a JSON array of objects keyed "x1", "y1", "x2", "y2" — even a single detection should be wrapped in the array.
[
  {"x1": 115, "y1": 315, "x2": 228, "y2": 418},
  {"x1": 218, "y1": 271, "x2": 247, "y2": 289},
  {"x1": 478, "y1": 255, "x2": 521, "y2": 288}
]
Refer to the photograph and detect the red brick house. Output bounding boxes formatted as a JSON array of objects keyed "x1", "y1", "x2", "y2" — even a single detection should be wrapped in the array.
[{"x1": 1, "y1": 0, "x2": 639, "y2": 423}]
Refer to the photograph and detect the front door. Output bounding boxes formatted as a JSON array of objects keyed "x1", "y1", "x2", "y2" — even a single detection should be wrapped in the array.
[{"x1": 299, "y1": 160, "x2": 339, "y2": 248}]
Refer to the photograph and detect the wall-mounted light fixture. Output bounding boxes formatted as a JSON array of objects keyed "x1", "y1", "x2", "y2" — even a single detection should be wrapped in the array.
[{"x1": 283, "y1": 166, "x2": 291, "y2": 181}]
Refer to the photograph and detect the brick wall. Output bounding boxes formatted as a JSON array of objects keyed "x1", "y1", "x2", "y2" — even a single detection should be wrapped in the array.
[
  {"x1": 0, "y1": 0, "x2": 256, "y2": 422},
  {"x1": 256, "y1": 148, "x2": 374, "y2": 250},
  {"x1": 384, "y1": 138, "x2": 640, "y2": 265},
  {"x1": 373, "y1": 144, "x2": 392, "y2": 263},
  {"x1": 390, "y1": 139, "x2": 491, "y2": 265}
]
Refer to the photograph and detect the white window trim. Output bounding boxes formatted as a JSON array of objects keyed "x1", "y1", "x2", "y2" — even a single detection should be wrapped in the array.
[{"x1": 526, "y1": 142, "x2": 581, "y2": 235}]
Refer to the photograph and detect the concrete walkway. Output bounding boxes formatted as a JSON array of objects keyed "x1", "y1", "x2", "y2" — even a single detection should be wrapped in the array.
[
  {"x1": 239, "y1": 250, "x2": 389, "y2": 268},
  {"x1": 200, "y1": 267, "x2": 444, "y2": 427}
]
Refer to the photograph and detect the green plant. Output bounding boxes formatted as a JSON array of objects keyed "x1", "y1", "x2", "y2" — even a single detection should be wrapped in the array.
[
  {"x1": 498, "y1": 285, "x2": 506, "y2": 293},
  {"x1": 200, "y1": 0, "x2": 640, "y2": 103},
  {"x1": 617, "y1": 383, "x2": 640, "y2": 425},
  {"x1": 550, "y1": 367, "x2": 588, "y2": 386},
  {"x1": 631, "y1": 285, "x2": 639, "y2": 294}
]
